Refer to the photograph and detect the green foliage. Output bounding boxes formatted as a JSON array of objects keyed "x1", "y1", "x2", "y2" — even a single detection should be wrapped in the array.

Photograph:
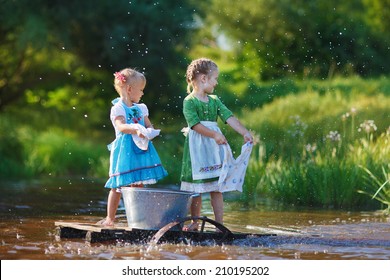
[
  {"x1": 206, "y1": 0, "x2": 390, "y2": 79},
  {"x1": 358, "y1": 165, "x2": 390, "y2": 214},
  {"x1": 0, "y1": 0, "x2": 198, "y2": 116},
  {"x1": 257, "y1": 160, "x2": 360, "y2": 208},
  {"x1": 239, "y1": 77, "x2": 390, "y2": 161},
  {"x1": 153, "y1": 133, "x2": 185, "y2": 185},
  {"x1": 363, "y1": 0, "x2": 390, "y2": 33},
  {"x1": 235, "y1": 77, "x2": 390, "y2": 210},
  {"x1": 0, "y1": 119, "x2": 108, "y2": 179},
  {"x1": 0, "y1": 117, "x2": 29, "y2": 178},
  {"x1": 24, "y1": 129, "x2": 107, "y2": 177},
  {"x1": 240, "y1": 136, "x2": 389, "y2": 210}
]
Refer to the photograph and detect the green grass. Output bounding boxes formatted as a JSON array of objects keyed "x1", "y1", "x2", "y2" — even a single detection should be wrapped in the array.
[
  {"x1": 358, "y1": 165, "x2": 390, "y2": 214},
  {"x1": 234, "y1": 77, "x2": 390, "y2": 210}
]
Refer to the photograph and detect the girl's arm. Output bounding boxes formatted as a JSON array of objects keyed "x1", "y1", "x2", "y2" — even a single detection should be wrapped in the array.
[
  {"x1": 192, "y1": 123, "x2": 227, "y2": 145},
  {"x1": 113, "y1": 116, "x2": 142, "y2": 136},
  {"x1": 144, "y1": 116, "x2": 153, "y2": 128},
  {"x1": 226, "y1": 116, "x2": 253, "y2": 143}
]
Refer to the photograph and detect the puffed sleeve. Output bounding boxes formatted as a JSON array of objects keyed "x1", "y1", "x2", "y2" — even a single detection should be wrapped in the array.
[
  {"x1": 137, "y1": 103, "x2": 149, "y2": 117},
  {"x1": 183, "y1": 98, "x2": 200, "y2": 128},
  {"x1": 215, "y1": 96, "x2": 233, "y2": 123},
  {"x1": 110, "y1": 102, "x2": 126, "y2": 123}
]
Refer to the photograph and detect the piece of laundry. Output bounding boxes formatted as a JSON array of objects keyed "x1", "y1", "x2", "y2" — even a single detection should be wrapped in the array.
[
  {"x1": 218, "y1": 142, "x2": 253, "y2": 192},
  {"x1": 129, "y1": 123, "x2": 161, "y2": 150}
]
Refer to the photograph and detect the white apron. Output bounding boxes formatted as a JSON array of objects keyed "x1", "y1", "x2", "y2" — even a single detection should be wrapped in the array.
[{"x1": 188, "y1": 121, "x2": 224, "y2": 180}]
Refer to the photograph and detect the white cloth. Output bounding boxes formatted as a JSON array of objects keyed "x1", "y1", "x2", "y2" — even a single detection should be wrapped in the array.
[
  {"x1": 128, "y1": 123, "x2": 160, "y2": 150},
  {"x1": 218, "y1": 142, "x2": 253, "y2": 192},
  {"x1": 188, "y1": 121, "x2": 224, "y2": 180}
]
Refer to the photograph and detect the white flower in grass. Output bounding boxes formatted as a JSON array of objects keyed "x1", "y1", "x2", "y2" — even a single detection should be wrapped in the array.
[
  {"x1": 287, "y1": 115, "x2": 307, "y2": 138},
  {"x1": 305, "y1": 143, "x2": 317, "y2": 153},
  {"x1": 327, "y1": 131, "x2": 341, "y2": 142},
  {"x1": 358, "y1": 120, "x2": 377, "y2": 134},
  {"x1": 341, "y1": 113, "x2": 349, "y2": 121}
]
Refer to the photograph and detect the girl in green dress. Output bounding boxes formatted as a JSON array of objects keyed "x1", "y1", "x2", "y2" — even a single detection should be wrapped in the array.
[{"x1": 180, "y1": 58, "x2": 253, "y2": 231}]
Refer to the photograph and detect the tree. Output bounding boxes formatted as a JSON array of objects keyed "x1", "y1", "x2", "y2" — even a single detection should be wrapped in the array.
[
  {"x1": 363, "y1": 0, "x2": 390, "y2": 33},
  {"x1": 0, "y1": 0, "x2": 199, "y2": 118},
  {"x1": 206, "y1": 0, "x2": 390, "y2": 80}
]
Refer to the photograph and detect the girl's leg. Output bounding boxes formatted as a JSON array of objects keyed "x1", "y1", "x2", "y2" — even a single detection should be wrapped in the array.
[
  {"x1": 103, "y1": 188, "x2": 121, "y2": 226},
  {"x1": 191, "y1": 195, "x2": 202, "y2": 217},
  {"x1": 184, "y1": 195, "x2": 202, "y2": 231},
  {"x1": 210, "y1": 191, "x2": 224, "y2": 225}
]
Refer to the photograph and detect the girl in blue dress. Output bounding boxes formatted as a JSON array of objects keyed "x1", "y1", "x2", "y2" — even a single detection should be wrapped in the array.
[{"x1": 102, "y1": 68, "x2": 168, "y2": 226}]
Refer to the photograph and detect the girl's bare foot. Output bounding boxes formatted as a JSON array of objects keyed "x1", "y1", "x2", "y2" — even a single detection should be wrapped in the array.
[
  {"x1": 183, "y1": 222, "x2": 199, "y2": 232},
  {"x1": 97, "y1": 218, "x2": 115, "y2": 227}
]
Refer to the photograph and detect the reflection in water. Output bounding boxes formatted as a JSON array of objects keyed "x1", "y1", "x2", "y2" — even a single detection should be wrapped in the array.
[{"x1": 0, "y1": 179, "x2": 389, "y2": 260}]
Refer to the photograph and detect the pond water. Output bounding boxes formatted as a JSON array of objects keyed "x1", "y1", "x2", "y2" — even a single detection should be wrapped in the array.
[{"x1": 0, "y1": 179, "x2": 389, "y2": 260}]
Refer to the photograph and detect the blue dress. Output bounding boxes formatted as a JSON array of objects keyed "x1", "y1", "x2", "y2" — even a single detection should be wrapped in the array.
[{"x1": 104, "y1": 98, "x2": 168, "y2": 189}]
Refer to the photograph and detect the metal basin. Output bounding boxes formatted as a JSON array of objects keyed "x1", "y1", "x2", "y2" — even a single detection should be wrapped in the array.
[{"x1": 121, "y1": 187, "x2": 198, "y2": 230}]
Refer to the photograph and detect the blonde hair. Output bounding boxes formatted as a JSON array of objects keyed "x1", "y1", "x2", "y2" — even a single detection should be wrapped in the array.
[
  {"x1": 185, "y1": 58, "x2": 218, "y2": 94},
  {"x1": 113, "y1": 68, "x2": 146, "y2": 95}
]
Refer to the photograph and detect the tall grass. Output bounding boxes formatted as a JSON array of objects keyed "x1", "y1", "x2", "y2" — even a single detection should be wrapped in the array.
[
  {"x1": 237, "y1": 79, "x2": 390, "y2": 210},
  {"x1": 358, "y1": 165, "x2": 390, "y2": 214},
  {"x1": 0, "y1": 119, "x2": 107, "y2": 179}
]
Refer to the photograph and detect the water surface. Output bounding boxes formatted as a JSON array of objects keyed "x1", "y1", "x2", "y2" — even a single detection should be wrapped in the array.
[{"x1": 1, "y1": 179, "x2": 389, "y2": 260}]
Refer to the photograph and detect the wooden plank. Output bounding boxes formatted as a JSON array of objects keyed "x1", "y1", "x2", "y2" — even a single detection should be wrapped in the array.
[
  {"x1": 88, "y1": 228, "x2": 157, "y2": 243},
  {"x1": 55, "y1": 221, "x2": 131, "y2": 233},
  {"x1": 55, "y1": 225, "x2": 88, "y2": 239}
]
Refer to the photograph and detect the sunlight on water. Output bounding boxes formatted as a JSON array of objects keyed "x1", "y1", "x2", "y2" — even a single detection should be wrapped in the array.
[{"x1": 0, "y1": 180, "x2": 389, "y2": 260}]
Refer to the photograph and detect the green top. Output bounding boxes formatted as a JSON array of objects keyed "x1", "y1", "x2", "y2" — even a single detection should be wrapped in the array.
[
  {"x1": 180, "y1": 94, "x2": 233, "y2": 183},
  {"x1": 183, "y1": 94, "x2": 233, "y2": 128}
]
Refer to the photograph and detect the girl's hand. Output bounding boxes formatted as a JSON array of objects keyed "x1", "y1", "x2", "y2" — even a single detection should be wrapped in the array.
[
  {"x1": 213, "y1": 131, "x2": 227, "y2": 145},
  {"x1": 136, "y1": 130, "x2": 145, "y2": 138},
  {"x1": 244, "y1": 131, "x2": 253, "y2": 143}
]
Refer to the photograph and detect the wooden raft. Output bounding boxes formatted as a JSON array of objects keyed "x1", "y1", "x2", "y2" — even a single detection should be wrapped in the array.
[
  {"x1": 55, "y1": 221, "x2": 156, "y2": 243},
  {"x1": 55, "y1": 220, "x2": 275, "y2": 244}
]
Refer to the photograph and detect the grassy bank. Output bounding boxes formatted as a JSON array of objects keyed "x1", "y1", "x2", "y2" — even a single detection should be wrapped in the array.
[{"x1": 235, "y1": 77, "x2": 390, "y2": 211}]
